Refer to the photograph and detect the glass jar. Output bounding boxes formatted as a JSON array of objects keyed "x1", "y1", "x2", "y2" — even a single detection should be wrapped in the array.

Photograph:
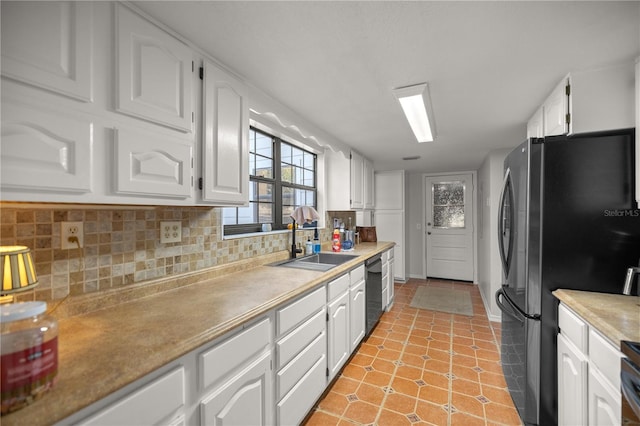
[{"x1": 1, "y1": 301, "x2": 58, "y2": 415}]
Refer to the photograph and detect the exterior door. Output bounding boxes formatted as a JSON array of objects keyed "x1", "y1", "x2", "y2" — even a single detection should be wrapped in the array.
[{"x1": 425, "y1": 174, "x2": 474, "y2": 281}]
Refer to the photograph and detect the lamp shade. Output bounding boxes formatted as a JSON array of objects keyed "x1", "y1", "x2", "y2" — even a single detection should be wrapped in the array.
[{"x1": 0, "y1": 246, "x2": 38, "y2": 295}]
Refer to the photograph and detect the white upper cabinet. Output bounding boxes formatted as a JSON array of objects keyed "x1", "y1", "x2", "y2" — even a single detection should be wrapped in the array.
[
  {"x1": 113, "y1": 127, "x2": 193, "y2": 199},
  {"x1": 363, "y1": 157, "x2": 375, "y2": 209},
  {"x1": 201, "y1": 59, "x2": 249, "y2": 205},
  {"x1": 0, "y1": 1, "x2": 93, "y2": 102},
  {"x1": 1, "y1": 103, "x2": 93, "y2": 194},
  {"x1": 116, "y1": 4, "x2": 193, "y2": 132},
  {"x1": 538, "y1": 62, "x2": 635, "y2": 137},
  {"x1": 543, "y1": 76, "x2": 570, "y2": 136},
  {"x1": 350, "y1": 151, "x2": 364, "y2": 209},
  {"x1": 526, "y1": 105, "x2": 544, "y2": 139}
]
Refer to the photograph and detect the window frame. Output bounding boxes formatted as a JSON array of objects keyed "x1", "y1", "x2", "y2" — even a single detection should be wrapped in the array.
[{"x1": 223, "y1": 127, "x2": 317, "y2": 236}]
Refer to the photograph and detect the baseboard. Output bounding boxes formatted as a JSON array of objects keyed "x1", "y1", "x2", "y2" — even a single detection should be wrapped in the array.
[{"x1": 479, "y1": 289, "x2": 501, "y2": 323}]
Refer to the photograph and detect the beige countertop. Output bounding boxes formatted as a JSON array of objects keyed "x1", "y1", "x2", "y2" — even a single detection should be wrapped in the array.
[
  {"x1": 553, "y1": 289, "x2": 640, "y2": 348},
  {"x1": 3, "y1": 242, "x2": 394, "y2": 426}
]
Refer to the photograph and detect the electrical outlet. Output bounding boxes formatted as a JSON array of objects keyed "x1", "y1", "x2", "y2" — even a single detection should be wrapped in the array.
[
  {"x1": 160, "y1": 221, "x2": 182, "y2": 243},
  {"x1": 61, "y1": 221, "x2": 84, "y2": 249}
]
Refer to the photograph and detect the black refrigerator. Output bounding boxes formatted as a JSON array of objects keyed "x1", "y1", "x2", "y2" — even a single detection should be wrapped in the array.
[{"x1": 495, "y1": 128, "x2": 640, "y2": 426}]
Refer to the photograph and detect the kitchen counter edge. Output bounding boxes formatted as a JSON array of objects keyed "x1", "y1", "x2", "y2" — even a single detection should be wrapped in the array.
[{"x1": 3, "y1": 242, "x2": 394, "y2": 426}]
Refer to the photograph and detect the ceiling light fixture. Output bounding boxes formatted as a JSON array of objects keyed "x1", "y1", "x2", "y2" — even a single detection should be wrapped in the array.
[{"x1": 392, "y1": 83, "x2": 436, "y2": 143}]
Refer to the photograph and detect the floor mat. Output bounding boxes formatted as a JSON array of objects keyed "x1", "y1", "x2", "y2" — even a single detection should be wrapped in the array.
[{"x1": 409, "y1": 286, "x2": 474, "y2": 316}]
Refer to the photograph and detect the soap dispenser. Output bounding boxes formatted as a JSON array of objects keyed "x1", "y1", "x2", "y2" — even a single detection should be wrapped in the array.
[
  {"x1": 305, "y1": 238, "x2": 313, "y2": 255},
  {"x1": 313, "y1": 228, "x2": 321, "y2": 253}
]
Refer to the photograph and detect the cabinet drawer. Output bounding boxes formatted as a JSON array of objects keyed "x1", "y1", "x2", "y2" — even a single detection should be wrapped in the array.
[
  {"x1": 82, "y1": 368, "x2": 184, "y2": 425},
  {"x1": 327, "y1": 273, "x2": 350, "y2": 301},
  {"x1": 589, "y1": 328, "x2": 623, "y2": 389},
  {"x1": 382, "y1": 262, "x2": 389, "y2": 280},
  {"x1": 558, "y1": 304, "x2": 588, "y2": 352},
  {"x1": 276, "y1": 350, "x2": 327, "y2": 426},
  {"x1": 200, "y1": 316, "x2": 271, "y2": 391},
  {"x1": 276, "y1": 330, "x2": 327, "y2": 400},
  {"x1": 382, "y1": 251, "x2": 389, "y2": 263},
  {"x1": 276, "y1": 308, "x2": 326, "y2": 370},
  {"x1": 350, "y1": 265, "x2": 365, "y2": 285},
  {"x1": 277, "y1": 286, "x2": 325, "y2": 337},
  {"x1": 387, "y1": 248, "x2": 395, "y2": 260}
]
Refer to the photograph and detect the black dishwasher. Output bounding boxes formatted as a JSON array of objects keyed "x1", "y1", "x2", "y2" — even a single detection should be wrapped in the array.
[{"x1": 365, "y1": 254, "x2": 383, "y2": 336}]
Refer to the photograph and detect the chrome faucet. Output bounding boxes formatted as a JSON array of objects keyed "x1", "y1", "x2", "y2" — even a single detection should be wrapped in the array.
[{"x1": 623, "y1": 266, "x2": 640, "y2": 295}]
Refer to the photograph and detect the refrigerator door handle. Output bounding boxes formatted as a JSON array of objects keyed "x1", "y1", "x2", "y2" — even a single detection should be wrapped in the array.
[
  {"x1": 497, "y1": 168, "x2": 514, "y2": 274},
  {"x1": 495, "y1": 288, "x2": 524, "y2": 323}
]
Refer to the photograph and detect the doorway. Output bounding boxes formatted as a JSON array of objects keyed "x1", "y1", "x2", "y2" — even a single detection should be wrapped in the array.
[{"x1": 424, "y1": 173, "x2": 475, "y2": 281}]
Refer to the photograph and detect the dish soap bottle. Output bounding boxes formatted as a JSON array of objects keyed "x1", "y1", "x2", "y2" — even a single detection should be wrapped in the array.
[
  {"x1": 313, "y1": 228, "x2": 321, "y2": 253},
  {"x1": 305, "y1": 238, "x2": 313, "y2": 255},
  {"x1": 332, "y1": 229, "x2": 341, "y2": 252}
]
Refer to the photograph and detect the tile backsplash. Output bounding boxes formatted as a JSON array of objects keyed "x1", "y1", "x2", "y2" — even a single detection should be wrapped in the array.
[{"x1": 0, "y1": 204, "x2": 329, "y2": 302}]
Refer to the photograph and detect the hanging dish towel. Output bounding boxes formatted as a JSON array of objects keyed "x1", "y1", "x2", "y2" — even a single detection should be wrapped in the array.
[{"x1": 291, "y1": 206, "x2": 320, "y2": 224}]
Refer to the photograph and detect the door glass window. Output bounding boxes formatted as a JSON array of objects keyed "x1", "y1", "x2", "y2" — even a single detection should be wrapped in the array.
[{"x1": 432, "y1": 181, "x2": 465, "y2": 228}]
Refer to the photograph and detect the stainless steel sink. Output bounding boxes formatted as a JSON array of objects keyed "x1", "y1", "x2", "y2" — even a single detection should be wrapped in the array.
[{"x1": 270, "y1": 252, "x2": 359, "y2": 271}]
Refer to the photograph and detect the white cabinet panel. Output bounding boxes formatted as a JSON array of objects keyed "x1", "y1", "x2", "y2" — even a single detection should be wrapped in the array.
[
  {"x1": 588, "y1": 367, "x2": 620, "y2": 426},
  {"x1": 116, "y1": 4, "x2": 193, "y2": 132},
  {"x1": 349, "y1": 278, "x2": 365, "y2": 352},
  {"x1": 375, "y1": 171, "x2": 405, "y2": 210},
  {"x1": 1, "y1": 104, "x2": 92, "y2": 193},
  {"x1": 81, "y1": 368, "x2": 185, "y2": 426},
  {"x1": 276, "y1": 308, "x2": 325, "y2": 371},
  {"x1": 527, "y1": 106, "x2": 544, "y2": 139},
  {"x1": 200, "y1": 317, "x2": 271, "y2": 391},
  {"x1": 276, "y1": 286, "x2": 325, "y2": 338},
  {"x1": 557, "y1": 334, "x2": 587, "y2": 426},
  {"x1": 201, "y1": 59, "x2": 249, "y2": 205},
  {"x1": 363, "y1": 157, "x2": 375, "y2": 209},
  {"x1": 113, "y1": 128, "x2": 193, "y2": 199},
  {"x1": 350, "y1": 151, "x2": 364, "y2": 209},
  {"x1": 327, "y1": 291, "x2": 350, "y2": 381},
  {"x1": 1, "y1": 1, "x2": 92, "y2": 101},
  {"x1": 200, "y1": 351, "x2": 272, "y2": 426},
  {"x1": 276, "y1": 330, "x2": 326, "y2": 401},
  {"x1": 543, "y1": 76, "x2": 570, "y2": 136}
]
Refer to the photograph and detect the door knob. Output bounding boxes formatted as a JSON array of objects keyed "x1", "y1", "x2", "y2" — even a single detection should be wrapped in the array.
[{"x1": 427, "y1": 232, "x2": 431, "y2": 235}]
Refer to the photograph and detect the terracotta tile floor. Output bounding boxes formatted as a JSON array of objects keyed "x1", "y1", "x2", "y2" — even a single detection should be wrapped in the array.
[{"x1": 304, "y1": 279, "x2": 522, "y2": 426}]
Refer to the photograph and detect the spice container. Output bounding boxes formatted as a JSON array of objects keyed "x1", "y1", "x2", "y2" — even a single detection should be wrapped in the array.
[{"x1": 1, "y1": 302, "x2": 58, "y2": 415}]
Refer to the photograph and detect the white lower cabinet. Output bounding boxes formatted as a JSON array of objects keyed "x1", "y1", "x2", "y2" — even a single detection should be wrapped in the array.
[
  {"x1": 557, "y1": 303, "x2": 622, "y2": 426},
  {"x1": 63, "y1": 260, "x2": 382, "y2": 426},
  {"x1": 274, "y1": 286, "x2": 327, "y2": 426},
  {"x1": 200, "y1": 351, "x2": 272, "y2": 425},
  {"x1": 198, "y1": 316, "x2": 273, "y2": 425},
  {"x1": 327, "y1": 289, "x2": 350, "y2": 381},
  {"x1": 80, "y1": 367, "x2": 185, "y2": 426},
  {"x1": 349, "y1": 266, "x2": 366, "y2": 353}
]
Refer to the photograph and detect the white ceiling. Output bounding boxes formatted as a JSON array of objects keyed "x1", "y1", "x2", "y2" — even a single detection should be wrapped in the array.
[{"x1": 133, "y1": 1, "x2": 640, "y2": 173}]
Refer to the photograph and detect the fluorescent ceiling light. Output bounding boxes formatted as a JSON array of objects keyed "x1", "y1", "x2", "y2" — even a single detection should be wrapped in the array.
[{"x1": 393, "y1": 83, "x2": 436, "y2": 143}]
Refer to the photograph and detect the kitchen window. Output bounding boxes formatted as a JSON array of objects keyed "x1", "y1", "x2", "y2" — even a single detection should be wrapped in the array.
[{"x1": 223, "y1": 128, "x2": 317, "y2": 236}]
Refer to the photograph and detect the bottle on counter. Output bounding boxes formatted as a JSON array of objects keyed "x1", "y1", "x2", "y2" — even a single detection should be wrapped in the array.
[
  {"x1": 313, "y1": 228, "x2": 321, "y2": 253},
  {"x1": 332, "y1": 229, "x2": 341, "y2": 252},
  {"x1": 305, "y1": 238, "x2": 313, "y2": 255}
]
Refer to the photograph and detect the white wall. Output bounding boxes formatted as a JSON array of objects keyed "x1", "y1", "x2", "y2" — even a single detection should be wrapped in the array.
[{"x1": 477, "y1": 148, "x2": 511, "y2": 322}]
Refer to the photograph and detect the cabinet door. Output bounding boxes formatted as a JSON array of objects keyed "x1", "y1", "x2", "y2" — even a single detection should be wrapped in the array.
[
  {"x1": 557, "y1": 334, "x2": 587, "y2": 426},
  {"x1": 116, "y1": 4, "x2": 193, "y2": 132},
  {"x1": 1, "y1": 104, "x2": 92, "y2": 194},
  {"x1": 350, "y1": 151, "x2": 364, "y2": 209},
  {"x1": 1, "y1": 1, "x2": 92, "y2": 102},
  {"x1": 349, "y1": 279, "x2": 366, "y2": 352},
  {"x1": 588, "y1": 367, "x2": 621, "y2": 426},
  {"x1": 201, "y1": 59, "x2": 249, "y2": 205},
  {"x1": 388, "y1": 257, "x2": 395, "y2": 308},
  {"x1": 543, "y1": 77, "x2": 569, "y2": 136},
  {"x1": 200, "y1": 351, "x2": 273, "y2": 426},
  {"x1": 527, "y1": 106, "x2": 544, "y2": 139},
  {"x1": 327, "y1": 291, "x2": 350, "y2": 380},
  {"x1": 113, "y1": 128, "x2": 193, "y2": 198},
  {"x1": 363, "y1": 158, "x2": 375, "y2": 209}
]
